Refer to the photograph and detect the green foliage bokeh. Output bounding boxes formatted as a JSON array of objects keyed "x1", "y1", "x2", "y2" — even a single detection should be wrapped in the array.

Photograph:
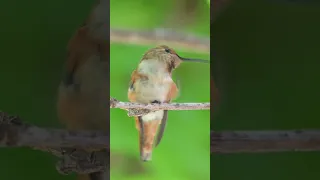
[
  {"x1": 212, "y1": 0, "x2": 320, "y2": 180},
  {"x1": 0, "y1": 1, "x2": 93, "y2": 180}
]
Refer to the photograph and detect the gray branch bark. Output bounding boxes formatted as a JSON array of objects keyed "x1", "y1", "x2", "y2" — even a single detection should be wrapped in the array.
[
  {"x1": 0, "y1": 112, "x2": 108, "y2": 149},
  {"x1": 211, "y1": 130, "x2": 320, "y2": 153},
  {"x1": 0, "y1": 111, "x2": 108, "y2": 175}
]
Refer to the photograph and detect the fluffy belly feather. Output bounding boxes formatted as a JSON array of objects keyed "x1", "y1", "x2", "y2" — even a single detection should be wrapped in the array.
[
  {"x1": 134, "y1": 80, "x2": 170, "y2": 103},
  {"x1": 141, "y1": 110, "x2": 164, "y2": 122}
]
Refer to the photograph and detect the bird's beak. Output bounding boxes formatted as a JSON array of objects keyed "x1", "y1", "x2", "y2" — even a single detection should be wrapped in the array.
[{"x1": 178, "y1": 55, "x2": 210, "y2": 63}]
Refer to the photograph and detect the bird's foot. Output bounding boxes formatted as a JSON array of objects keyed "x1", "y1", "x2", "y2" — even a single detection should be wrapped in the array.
[{"x1": 151, "y1": 100, "x2": 161, "y2": 104}]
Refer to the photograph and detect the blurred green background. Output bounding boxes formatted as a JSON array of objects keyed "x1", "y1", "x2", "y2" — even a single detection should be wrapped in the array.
[
  {"x1": 110, "y1": 0, "x2": 210, "y2": 180},
  {"x1": 212, "y1": 0, "x2": 320, "y2": 180},
  {"x1": 0, "y1": 1, "x2": 94, "y2": 180},
  {"x1": 0, "y1": 0, "x2": 209, "y2": 180}
]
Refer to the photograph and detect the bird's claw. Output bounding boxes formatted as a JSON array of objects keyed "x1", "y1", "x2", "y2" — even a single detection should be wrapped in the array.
[{"x1": 151, "y1": 100, "x2": 161, "y2": 104}]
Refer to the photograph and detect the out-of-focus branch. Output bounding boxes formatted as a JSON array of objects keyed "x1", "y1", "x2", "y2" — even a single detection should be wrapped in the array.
[
  {"x1": 0, "y1": 112, "x2": 108, "y2": 149},
  {"x1": 110, "y1": 28, "x2": 210, "y2": 53},
  {"x1": 0, "y1": 111, "x2": 108, "y2": 175},
  {"x1": 211, "y1": 130, "x2": 320, "y2": 153}
]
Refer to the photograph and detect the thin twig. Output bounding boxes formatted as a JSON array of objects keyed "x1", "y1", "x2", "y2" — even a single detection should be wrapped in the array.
[
  {"x1": 211, "y1": 130, "x2": 320, "y2": 153},
  {"x1": 110, "y1": 28, "x2": 210, "y2": 53},
  {"x1": 110, "y1": 97, "x2": 210, "y2": 116}
]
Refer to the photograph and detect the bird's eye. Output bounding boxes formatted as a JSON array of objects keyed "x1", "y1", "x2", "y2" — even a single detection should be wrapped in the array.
[{"x1": 165, "y1": 48, "x2": 170, "y2": 53}]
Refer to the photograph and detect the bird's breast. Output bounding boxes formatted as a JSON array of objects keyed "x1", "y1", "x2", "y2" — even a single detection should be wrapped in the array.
[
  {"x1": 134, "y1": 79, "x2": 172, "y2": 103},
  {"x1": 133, "y1": 59, "x2": 174, "y2": 103}
]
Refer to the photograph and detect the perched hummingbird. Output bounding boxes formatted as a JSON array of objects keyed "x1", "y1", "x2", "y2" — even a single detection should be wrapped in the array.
[
  {"x1": 56, "y1": 1, "x2": 109, "y2": 180},
  {"x1": 127, "y1": 45, "x2": 209, "y2": 161}
]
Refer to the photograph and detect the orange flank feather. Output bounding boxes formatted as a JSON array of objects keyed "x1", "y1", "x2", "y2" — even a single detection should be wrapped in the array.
[
  {"x1": 127, "y1": 90, "x2": 136, "y2": 103},
  {"x1": 166, "y1": 81, "x2": 179, "y2": 102},
  {"x1": 127, "y1": 70, "x2": 148, "y2": 102}
]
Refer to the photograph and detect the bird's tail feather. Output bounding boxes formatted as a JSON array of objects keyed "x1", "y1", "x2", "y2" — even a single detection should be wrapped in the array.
[{"x1": 136, "y1": 117, "x2": 161, "y2": 162}]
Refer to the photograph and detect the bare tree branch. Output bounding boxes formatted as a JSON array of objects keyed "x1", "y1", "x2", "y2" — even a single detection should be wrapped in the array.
[
  {"x1": 211, "y1": 130, "x2": 320, "y2": 153},
  {"x1": 0, "y1": 111, "x2": 109, "y2": 175},
  {"x1": 0, "y1": 112, "x2": 108, "y2": 149},
  {"x1": 110, "y1": 28, "x2": 210, "y2": 53},
  {"x1": 110, "y1": 97, "x2": 210, "y2": 116}
]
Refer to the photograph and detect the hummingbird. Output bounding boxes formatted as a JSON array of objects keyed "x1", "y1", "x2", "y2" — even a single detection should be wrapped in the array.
[
  {"x1": 56, "y1": 1, "x2": 109, "y2": 180},
  {"x1": 127, "y1": 45, "x2": 209, "y2": 161}
]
